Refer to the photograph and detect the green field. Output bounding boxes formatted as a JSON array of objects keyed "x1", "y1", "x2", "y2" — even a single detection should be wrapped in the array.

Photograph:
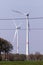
[{"x1": 0, "y1": 61, "x2": 43, "y2": 65}]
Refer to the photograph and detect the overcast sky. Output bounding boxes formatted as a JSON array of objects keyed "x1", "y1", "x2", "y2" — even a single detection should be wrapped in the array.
[{"x1": 0, "y1": 0, "x2": 43, "y2": 54}]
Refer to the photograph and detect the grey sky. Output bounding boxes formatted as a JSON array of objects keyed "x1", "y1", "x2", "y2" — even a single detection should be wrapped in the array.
[{"x1": 0, "y1": 0, "x2": 43, "y2": 54}]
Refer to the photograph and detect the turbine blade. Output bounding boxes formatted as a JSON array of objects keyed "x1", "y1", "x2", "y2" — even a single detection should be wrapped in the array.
[
  {"x1": 12, "y1": 30, "x2": 17, "y2": 42},
  {"x1": 13, "y1": 21, "x2": 17, "y2": 28},
  {"x1": 12, "y1": 10, "x2": 24, "y2": 15}
]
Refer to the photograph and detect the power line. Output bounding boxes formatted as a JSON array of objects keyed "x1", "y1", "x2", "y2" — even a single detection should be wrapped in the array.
[
  {"x1": 0, "y1": 17, "x2": 43, "y2": 20},
  {"x1": 0, "y1": 28, "x2": 43, "y2": 30},
  {"x1": 29, "y1": 17, "x2": 43, "y2": 19}
]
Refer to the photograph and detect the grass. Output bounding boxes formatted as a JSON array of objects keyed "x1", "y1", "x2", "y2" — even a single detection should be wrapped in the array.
[{"x1": 0, "y1": 61, "x2": 43, "y2": 65}]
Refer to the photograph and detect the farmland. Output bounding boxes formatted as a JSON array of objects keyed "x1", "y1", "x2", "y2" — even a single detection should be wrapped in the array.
[{"x1": 0, "y1": 61, "x2": 43, "y2": 65}]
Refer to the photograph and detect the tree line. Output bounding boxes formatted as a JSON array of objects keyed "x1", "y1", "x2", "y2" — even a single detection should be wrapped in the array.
[
  {"x1": 1, "y1": 53, "x2": 43, "y2": 61},
  {"x1": 0, "y1": 37, "x2": 43, "y2": 61}
]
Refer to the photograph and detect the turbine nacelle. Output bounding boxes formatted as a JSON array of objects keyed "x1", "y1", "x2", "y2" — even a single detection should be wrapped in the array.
[{"x1": 16, "y1": 26, "x2": 21, "y2": 29}]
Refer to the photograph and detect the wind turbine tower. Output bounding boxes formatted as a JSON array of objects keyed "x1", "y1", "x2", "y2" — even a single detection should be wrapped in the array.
[{"x1": 26, "y1": 14, "x2": 29, "y2": 60}]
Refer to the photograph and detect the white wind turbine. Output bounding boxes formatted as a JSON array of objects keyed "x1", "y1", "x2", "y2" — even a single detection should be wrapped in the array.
[
  {"x1": 12, "y1": 10, "x2": 23, "y2": 54},
  {"x1": 12, "y1": 21, "x2": 21, "y2": 54}
]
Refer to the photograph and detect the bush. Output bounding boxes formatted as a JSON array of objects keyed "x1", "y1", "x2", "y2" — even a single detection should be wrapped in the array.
[
  {"x1": 14, "y1": 54, "x2": 26, "y2": 61},
  {"x1": 19, "y1": 54, "x2": 26, "y2": 61},
  {"x1": 14, "y1": 54, "x2": 19, "y2": 61},
  {"x1": 8, "y1": 54, "x2": 14, "y2": 61}
]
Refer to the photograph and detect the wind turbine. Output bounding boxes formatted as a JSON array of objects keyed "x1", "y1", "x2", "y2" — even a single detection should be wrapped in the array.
[{"x1": 12, "y1": 22, "x2": 21, "y2": 54}]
